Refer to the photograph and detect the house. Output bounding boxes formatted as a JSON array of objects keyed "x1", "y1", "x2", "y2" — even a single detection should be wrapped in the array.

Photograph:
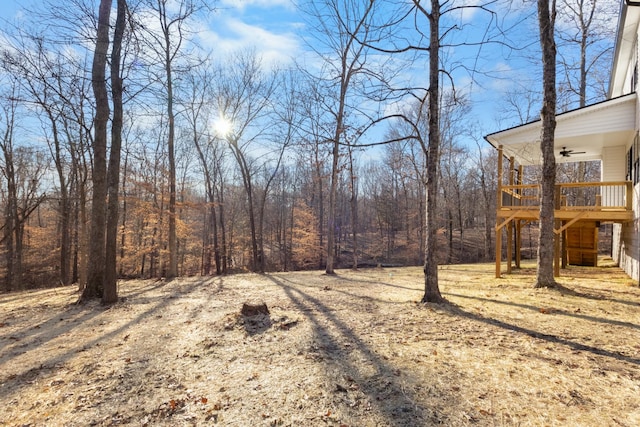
[{"x1": 484, "y1": 1, "x2": 640, "y2": 280}]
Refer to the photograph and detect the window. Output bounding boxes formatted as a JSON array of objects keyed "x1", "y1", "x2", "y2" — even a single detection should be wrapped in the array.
[
  {"x1": 627, "y1": 134, "x2": 640, "y2": 185},
  {"x1": 635, "y1": 136, "x2": 640, "y2": 185}
]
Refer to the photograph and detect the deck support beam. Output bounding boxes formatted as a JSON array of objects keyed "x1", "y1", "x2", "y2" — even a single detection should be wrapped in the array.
[
  {"x1": 554, "y1": 220, "x2": 561, "y2": 277},
  {"x1": 507, "y1": 156, "x2": 515, "y2": 274},
  {"x1": 516, "y1": 165, "x2": 523, "y2": 268},
  {"x1": 495, "y1": 146, "x2": 504, "y2": 278}
]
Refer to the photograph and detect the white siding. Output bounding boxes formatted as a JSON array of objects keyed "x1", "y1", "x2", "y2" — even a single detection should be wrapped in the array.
[
  {"x1": 555, "y1": 101, "x2": 637, "y2": 139},
  {"x1": 611, "y1": 14, "x2": 640, "y2": 280},
  {"x1": 612, "y1": 183, "x2": 640, "y2": 282},
  {"x1": 601, "y1": 146, "x2": 626, "y2": 181},
  {"x1": 601, "y1": 146, "x2": 626, "y2": 207}
]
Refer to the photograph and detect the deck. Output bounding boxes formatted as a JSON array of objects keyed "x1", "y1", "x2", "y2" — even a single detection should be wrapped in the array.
[{"x1": 495, "y1": 154, "x2": 633, "y2": 278}]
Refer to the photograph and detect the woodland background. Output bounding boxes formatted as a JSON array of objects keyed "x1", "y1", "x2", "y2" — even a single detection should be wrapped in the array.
[{"x1": 0, "y1": 0, "x2": 617, "y2": 292}]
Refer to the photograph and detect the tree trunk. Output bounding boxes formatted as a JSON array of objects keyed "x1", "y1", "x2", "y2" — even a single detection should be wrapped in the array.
[
  {"x1": 576, "y1": 5, "x2": 589, "y2": 194},
  {"x1": 14, "y1": 221, "x2": 24, "y2": 289},
  {"x1": 477, "y1": 146, "x2": 493, "y2": 261},
  {"x1": 77, "y1": 169, "x2": 89, "y2": 290},
  {"x1": 229, "y1": 142, "x2": 261, "y2": 272},
  {"x1": 80, "y1": 173, "x2": 89, "y2": 287},
  {"x1": 326, "y1": 126, "x2": 341, "y2": 275},
  {"x1": 348, "y1": 146, "x2": 358, "y2": 269},
  {"x1": 59, "y1": 184, "x2": 71, "y2": 285},
  {"x1": 456, "y1": 184, "x2": 464, "y2": 259},
  {"x1": 104, "y1": 0, "x2": 126, "y2": 304},
  {"x1": 72, "y1": 171, "x2": 80, "y2": 284},
  {"x1": 448, "y1": 210, "x2": 453, "y2": 263},
  {"x1": 217, "y1": 183, "x2": 228, "y2": 274},
  {"x1": 48, "y1": 119, "x2": 71, "y2": 286},
  {"x1": 256, "y1": 142, "x2": 289, "y2": 273},
  {"x1": 198, "y1": 157, "x2": 220, "y2": 275},
  {"x1": 536, "y1": 0, "x2": 558, "y2": 288},
  {"x1": 316, "y1": 152, "x2": 325, "y2": 269},
  {"x1": 166, "y1": 33, "x2": 178, "y2": 280},
  {"x1": 119, "y1": 151, "x2": 129, "y2": 277},
  {"x1": 81, "y1": 0, "x2": 112, "y2": 302},
  {"x1": 4, "y1": 178, "x2": 16, "y2": 292},
  {"x1": 422, "y1": 0, "x2": 445, "y2": 303}
]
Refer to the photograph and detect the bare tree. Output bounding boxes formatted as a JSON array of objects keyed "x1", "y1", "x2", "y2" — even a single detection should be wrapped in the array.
[
  {"x1": 420, "y1": 0, "x2": 445, "y2": 302},
  {"x1": 474, "y1": 139, "x2": 497, "y2": 261},
  {"x1": 383, "y1": 102, "x2": 429, "y2": 260},
  {"x1": 556, "y1": 0, "x2": 616, "y2": 109},
  {"x1": 264, "y1": 70, "x2": 307, "y2": 271},
  {"x1": 291, "y1": 78, "x2": 334, "y2": 269},
  {"x1": 81, "y1": 0, "x2": 112, "y2": 301},
  {"x1": 346, "y1": 142, "x2": 359, "y2": 269},
  {"x1": 0, "y1": 84, "x2": 45, "y2": 291},
  {"x1": 103, "y1": 0, "x2": 127, "y2": 303},
  {"x1": 439, "y1": 93, "x2": 471, "y2": 263},
  {"x1": 182, "y1": 64, "x2": 226, "y2": 275},
  {"x1": 354, "y1": 0, "x2": 501, "y2": 302},
  {"x1": 1, "y1": 34, "x2": 86, "y2": 287},
  {"x1": 213, "y1": 52, "x2": 281, "y2": 273},
  {"x1": 556, "y1": 0, "x2": 616, "y2": 192},
  {"x1": 299, "y1": 0, "x2": 380, "y2": 275},
  {"x1": 497, "y1": 85, "x2": 542, "y2": 126},
  {"x1": 536, "y1": 0, "x2": 558, "y2": 288},
  {"x1": 137, "y1": 0, "x2": 206, "y2": 279}
]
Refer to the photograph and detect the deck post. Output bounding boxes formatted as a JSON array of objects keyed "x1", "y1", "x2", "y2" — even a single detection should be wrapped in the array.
[
  {"x1": 554, "y1": 185, "x2": 561, "y2": 277},
  {"x1": 561, "y1": 225, "x2": 567, "y2": 268},
  {"x1": 516, "y1": 220, "x2": 522, "y2": 268},
  {"x1": 515, "y1": 165, "x2": 523, "y2": 268},
  {"x1": 507, "y1": 156, "x2": 515, "y2": 273},
  {"x1": 496, "y1": 146, "x2": 504, "y2": 278},
  {"x1": 554, "y1": 219, "x2": 561, "y2": 277}
]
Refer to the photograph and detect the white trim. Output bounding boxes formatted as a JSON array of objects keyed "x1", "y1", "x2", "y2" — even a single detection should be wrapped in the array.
[{"x1": 485, "y1": 93, "x2": 637, "y2": 166}]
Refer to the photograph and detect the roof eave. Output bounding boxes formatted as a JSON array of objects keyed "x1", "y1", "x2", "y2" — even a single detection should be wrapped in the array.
[{"x1": 609, "y1": 1, "x2": 628, "y2": 97}]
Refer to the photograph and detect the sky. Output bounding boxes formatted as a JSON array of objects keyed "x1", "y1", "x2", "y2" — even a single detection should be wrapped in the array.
[
  {"x1": 0, "y1": 0, "x2": 303, "y2": 67},
  {"x1": 202, "y1": 0, "x2": 302, "y2": 67},
  {"x1": 0, "y1": 0, "x2": 622, "y2": 150}
]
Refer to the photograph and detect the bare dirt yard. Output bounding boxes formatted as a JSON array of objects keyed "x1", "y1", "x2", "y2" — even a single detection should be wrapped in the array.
[{"x1": 1, "y1": 260, "x2": 639, "y2": 426}]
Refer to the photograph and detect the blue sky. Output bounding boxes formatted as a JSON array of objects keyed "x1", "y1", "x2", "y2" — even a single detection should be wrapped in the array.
[
  {"x1": 0, "y1": 0, "x2": 622, "y2": 146},
  {"x1": 0, "y1": 0, "x2": 303, "y2": 66},
  {"x1": 202, "y1": 0, "x2": 302, "y2": 67}
]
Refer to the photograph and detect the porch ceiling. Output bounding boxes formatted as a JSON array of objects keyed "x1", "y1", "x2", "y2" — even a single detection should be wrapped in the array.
[{"x1": 485, "y1": 92, "x2": 637, "y2": 166}]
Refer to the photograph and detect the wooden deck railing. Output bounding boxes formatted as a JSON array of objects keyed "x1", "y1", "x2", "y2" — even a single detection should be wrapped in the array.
[{"x1": 498, "y1": 181, "x2": 633, "y2": 211}]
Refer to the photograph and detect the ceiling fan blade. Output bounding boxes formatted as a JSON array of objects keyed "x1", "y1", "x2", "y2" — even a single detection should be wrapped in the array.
[{"x1": 558, "y1": 147, "x2": 586, "y2": 157}]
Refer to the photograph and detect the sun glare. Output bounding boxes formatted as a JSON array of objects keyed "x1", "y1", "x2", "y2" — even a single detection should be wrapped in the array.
[{"x1": 213, "y1": 116, "x2": 233, "y2": 137}]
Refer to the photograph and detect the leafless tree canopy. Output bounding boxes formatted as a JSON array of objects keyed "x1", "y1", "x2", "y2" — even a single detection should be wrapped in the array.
[{"x1": 0, "y1": 0, "x2": 616, "y2": 293}]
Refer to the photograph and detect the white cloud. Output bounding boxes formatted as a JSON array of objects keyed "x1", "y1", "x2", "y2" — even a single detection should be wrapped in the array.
[
  {"x1": 449, "y1": 0, "x2": 485, "y2": 22},
  {"x1": 486, "y1": 62, "x2": 523, "y2": 92},
  {"x1": 199, "y1": 17, "x2": 300, "y2": 67},
  {"x1": 493, "y1": 62, "x2": 513, "y2": 74},
  {"x1": 219, "y1": 0, "x2": 295, "y2": 12}
]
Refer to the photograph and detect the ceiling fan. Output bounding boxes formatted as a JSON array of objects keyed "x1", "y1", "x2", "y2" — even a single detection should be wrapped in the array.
[{"x1": 559, "y1": 147, "x2": 586, "y2": 157}]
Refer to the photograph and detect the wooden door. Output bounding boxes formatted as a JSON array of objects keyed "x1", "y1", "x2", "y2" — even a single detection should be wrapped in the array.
[{"x1": 566, "y1": 223, "x2": 598, "y2": 267}]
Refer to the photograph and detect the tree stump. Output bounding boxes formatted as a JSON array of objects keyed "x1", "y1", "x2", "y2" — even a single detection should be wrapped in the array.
[
  {"x1": 241, "y1": 302, "x2": 269, "y2": 317},
  {"x1": 240, "y1": 302, "x2": 271, "y2": 335}
]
